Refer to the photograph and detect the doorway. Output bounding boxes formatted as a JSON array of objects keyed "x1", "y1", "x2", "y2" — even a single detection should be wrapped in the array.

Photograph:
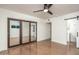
[
  {"x1": 46, "y1": 22, "x2": 52, "y2": 40},
  {"x1": 8, "y1": 18, "x2": 37, "y2": 48},
  {"x1": 66, "y1": 17, "x2": 78, "y2": 48}
]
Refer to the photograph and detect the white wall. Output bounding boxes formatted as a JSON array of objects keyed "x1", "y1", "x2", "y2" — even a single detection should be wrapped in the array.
[
  {"x1": 37, "y1": 22, "x2": 50, "y2": 41},
  {"x1": 50, "y1": 17, "x2": 67, "y2": 45},
  {"x1": 0, "y1": 8, "x2": 47, "y2": 51},
  {"x1": 50, "y1": 11, "x2": 79, "y2": 45}
]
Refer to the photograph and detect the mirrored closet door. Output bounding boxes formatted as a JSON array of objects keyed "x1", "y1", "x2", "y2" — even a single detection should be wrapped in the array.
[
  {"x1": 8, "y1": 18, "x2": 37, "y2": 48},
  {"x1": 22, "y1": 21, "x2": 30, "y2": 44},
  {"x1": 9, "y1": 19, "x2": 20, "y2": 47},
  {"x1": 30, "y1": 22, "x2": 37, "y2": 42}
]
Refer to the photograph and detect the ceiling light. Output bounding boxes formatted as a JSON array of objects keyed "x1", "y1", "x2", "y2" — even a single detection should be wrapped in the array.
[{"x1": 44, "y1": 9, "x2": 48, "y2": 12}]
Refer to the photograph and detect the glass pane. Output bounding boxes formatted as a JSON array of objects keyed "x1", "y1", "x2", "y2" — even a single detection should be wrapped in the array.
[
  {"x1": 22, "y1": 22, "x2": 29, "y2": 43},
  {"x1": 10, "y1": 20, "x2": 20, "y2": 46},
  {"x1": 31, "y1": 23, "x2": 36, "y2": 41}
]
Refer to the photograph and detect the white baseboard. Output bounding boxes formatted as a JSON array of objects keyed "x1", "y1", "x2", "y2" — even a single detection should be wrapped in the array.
[{"x1": 51, "y1": 40, "x2": 67, "y2": 45}]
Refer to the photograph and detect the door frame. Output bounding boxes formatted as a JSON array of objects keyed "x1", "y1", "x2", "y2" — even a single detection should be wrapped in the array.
[
  {"x1": 8, "y1": 18, "x2": 37, "y2": 48},
  {"x1": 30, "y1": 22, "x2": 37, "y2": 43},
  {"x1": 8, "y1": 18, "x2": 21, "y2": 48},
  {"x1": 64, "y1": 16, "x2": 79, "y2": 46}
]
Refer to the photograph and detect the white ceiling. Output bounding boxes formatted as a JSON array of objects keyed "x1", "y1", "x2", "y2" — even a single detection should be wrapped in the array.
[{"x1": 0, "y1": 4, "x2": 79, "y2": 19}]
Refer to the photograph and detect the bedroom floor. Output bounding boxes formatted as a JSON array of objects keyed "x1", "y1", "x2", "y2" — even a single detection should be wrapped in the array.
[{"x1": 0, "y1": 40, "x2": 79, "y2": 55}]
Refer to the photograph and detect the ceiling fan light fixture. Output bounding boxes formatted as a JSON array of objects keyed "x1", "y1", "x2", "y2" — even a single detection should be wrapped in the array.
[{"x1": 44, "y1": 9, "x2": 48, "y2": 12}]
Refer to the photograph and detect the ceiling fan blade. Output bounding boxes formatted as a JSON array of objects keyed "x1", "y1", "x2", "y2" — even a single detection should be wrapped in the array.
[
  {"x1": 44, "y1": 4, "x2": 47, "y2": 9},
  {"x1": 48, "y1": 11, "x2": 53, "y2": 15},
  {"x1": 33, "y1": 10, "x2": 43, "y2": 12},
  {"x1": 48, "y1": 4, "x2": 52, "y2": 9}
]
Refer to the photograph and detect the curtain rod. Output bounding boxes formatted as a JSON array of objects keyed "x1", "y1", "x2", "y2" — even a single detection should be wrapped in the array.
[{"x1": 64, "y1": 16, "x2": 79, "y2": 20}]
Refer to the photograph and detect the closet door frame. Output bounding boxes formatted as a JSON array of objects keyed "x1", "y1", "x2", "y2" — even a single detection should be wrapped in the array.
[
  {"x1": 21, "y1": 20, "x2": 30, "y2": 44},
  {"x1": 8, "y1": 18, "x2": 21, "y2": 48},
  {"x1": 8, "y1": 18, "x2": 37, "y2": 48}
]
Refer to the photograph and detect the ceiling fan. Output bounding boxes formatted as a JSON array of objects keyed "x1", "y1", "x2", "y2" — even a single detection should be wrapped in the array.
[{"x1": 33, "y1": 4, "x2": 53, "y2": 15}]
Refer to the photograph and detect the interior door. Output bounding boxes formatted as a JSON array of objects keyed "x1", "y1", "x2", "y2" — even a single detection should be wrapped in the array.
[
  {"x1": 22, "y1": 21, "x2": 30, "y2": 44},
  {"x1": 30, "y1": 22, "x2": 37, "y2": 42},
  {"x1": 9, "y1": 20, "x2": 20, "y2": 47}
]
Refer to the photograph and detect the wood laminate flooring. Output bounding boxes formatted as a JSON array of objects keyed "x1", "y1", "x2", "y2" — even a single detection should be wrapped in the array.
[{"x1": 0, "y1": 40, "x2": 79, "y2": 55}]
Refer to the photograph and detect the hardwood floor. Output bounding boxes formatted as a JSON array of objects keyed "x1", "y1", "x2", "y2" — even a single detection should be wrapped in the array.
[{"x1": 0, "y1": 40, "x2": 79, "y2": 55}]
